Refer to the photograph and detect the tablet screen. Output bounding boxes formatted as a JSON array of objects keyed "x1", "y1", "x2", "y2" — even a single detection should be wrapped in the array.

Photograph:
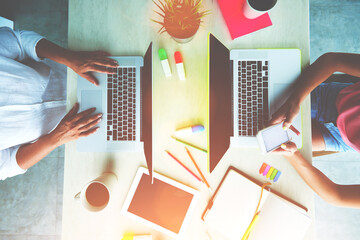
[{"x1": 124, "y1": 170, "x2": 197, "y2": 235}]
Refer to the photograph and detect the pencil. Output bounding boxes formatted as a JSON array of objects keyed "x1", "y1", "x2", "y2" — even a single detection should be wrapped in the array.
[
  {"x1": 185, "y1": 147, "x2": 211, "y2": 189},
  {"x1": 171, "y1": 136, "x2": 208, "y2": 153},
  {"x1": 165, "y1": 150, "x2": 202, "y2": 182}
]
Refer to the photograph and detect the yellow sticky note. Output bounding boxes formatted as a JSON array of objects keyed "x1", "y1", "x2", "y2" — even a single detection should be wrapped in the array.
[{"x1": 266, "y1": 167, "x2": 274, "y2": 179}]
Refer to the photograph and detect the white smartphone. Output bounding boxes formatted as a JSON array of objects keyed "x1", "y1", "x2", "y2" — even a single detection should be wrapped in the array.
[{"x1": 256, "y1": 123, "x2": 291, "y2": 154}]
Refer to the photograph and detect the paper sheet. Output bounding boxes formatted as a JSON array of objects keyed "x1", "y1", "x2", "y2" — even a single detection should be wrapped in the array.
[{"x1": 217, "y1": 0, "x2": 273, "y2": 39}]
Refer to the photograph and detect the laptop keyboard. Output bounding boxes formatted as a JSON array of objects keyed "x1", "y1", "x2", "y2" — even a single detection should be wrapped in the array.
[
  {"x1": 106, "y1": 67, "x2": 137, "y2": 141},
  {"x1": 238, "y1": 60, "x2": 269, "y2": 136}
]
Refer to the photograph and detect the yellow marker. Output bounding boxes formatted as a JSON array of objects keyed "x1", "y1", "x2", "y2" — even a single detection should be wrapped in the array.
[
  {"x1": 266, "y1": 167, "x2": 274, "y2": 178},
  {"x1": 242, "y1": 212, "x2": 260, "y2": 240}
]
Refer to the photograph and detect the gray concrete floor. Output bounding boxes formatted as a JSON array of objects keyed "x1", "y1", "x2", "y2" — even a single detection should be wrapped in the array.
[{"x1": 0, "y1": 0, "x2": 360, "y2": 239}]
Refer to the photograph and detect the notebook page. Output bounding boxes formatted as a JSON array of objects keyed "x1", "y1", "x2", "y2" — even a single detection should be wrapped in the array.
[
  {"x1": 249, "y1": 193, "x2": 311, "y2": 240},
  {"x1": 205, "y1": 170, "x2": 270, "y2": 240}
]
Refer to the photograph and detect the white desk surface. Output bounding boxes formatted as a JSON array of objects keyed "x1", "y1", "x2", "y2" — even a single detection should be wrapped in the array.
[{"x1": 63, "y1": 0, "x2": 315, "y2": 239}]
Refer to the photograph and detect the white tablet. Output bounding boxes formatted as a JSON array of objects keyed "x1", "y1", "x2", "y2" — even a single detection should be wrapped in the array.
[{"x1": 121, "y1": 167, "x2": 200, "y2": 239}]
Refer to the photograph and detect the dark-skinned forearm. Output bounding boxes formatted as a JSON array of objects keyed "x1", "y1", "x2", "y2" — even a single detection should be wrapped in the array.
[
  {"x1": 290, "y1": 52, "x2": 360, "y2": 105},
  {"x1": 285, "y1": 152, "x2": 340, "y2": 204},
  {"x1": 290, "y1": 53, "x2": 337, "y2": 104},
  {"x1": 332, "y1": 52, "x2": 360, "y2": 77},
  {"x1": 285, "y1": 152, "x2": 360, "y2": 208}
]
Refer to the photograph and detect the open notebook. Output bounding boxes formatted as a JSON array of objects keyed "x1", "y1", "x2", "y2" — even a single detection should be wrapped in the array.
[{"x1": 202, "y1": 167, "x2": 311, "y2": 240}]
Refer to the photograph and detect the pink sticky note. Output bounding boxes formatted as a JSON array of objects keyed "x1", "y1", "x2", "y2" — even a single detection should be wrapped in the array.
[
  {"x1": 217, "y1": 0, "x2": 273, "y2": 39},
  {"x1": 263, "y1": 165, "x2": 271, "y2": 176}
]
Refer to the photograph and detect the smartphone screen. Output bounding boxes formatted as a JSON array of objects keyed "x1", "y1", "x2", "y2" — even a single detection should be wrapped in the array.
[{"x1": 261, "y1": 123, "x2": 289, "y2": 152}]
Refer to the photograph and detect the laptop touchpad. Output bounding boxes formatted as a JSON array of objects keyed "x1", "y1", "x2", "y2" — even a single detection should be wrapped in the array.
[
  {"x1": 271, "y1": 83, "x2": 292, "y2": 115},
  {"x1": 81, "y1": 90, "x2": 102, "y2": 114}
]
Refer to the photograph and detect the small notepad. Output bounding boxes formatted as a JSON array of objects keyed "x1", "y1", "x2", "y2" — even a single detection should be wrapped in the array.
[
  {"x1": 203, "y1": 167, "x2": 311, "y2": 240},
  {"x1": 217, "y1": 0, "x2": 273, "y2": 39}
]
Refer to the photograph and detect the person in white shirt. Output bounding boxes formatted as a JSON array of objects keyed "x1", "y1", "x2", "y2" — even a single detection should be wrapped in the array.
[{"x1": 0, "y1": 27, "x2": 118, "y2": 180}]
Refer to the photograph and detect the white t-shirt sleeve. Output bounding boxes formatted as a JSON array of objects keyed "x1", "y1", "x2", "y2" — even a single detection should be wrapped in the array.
[
  {"x1": 0, "y1": 27, "x2": 45, "y2": 62},
  {"x1": 0, "y1": 145, "x2": 27, "y2": 181}
]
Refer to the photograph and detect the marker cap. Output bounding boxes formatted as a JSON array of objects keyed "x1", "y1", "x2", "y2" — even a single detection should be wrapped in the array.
[
  {"x1": 158, "y1": 48, "x2": 168, "y2": 60},
  {"x1": 174, "y1": 51, "x2": 183, "y2": 64},
  {"x1": 192, "y1": 125, "x2": 205, "y2": 132}
]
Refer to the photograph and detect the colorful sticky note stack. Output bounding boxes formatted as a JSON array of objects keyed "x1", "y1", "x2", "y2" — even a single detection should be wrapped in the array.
[{"x1": 259, "y1": 162, "x2": 281, "y2": 182}]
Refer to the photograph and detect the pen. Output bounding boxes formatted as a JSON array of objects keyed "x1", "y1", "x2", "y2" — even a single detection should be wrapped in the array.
[
  {"x1": 242, "y1": 212, "x2": 260, "y2": 240},
  {"x1": 171, "y1": 136, "x2": 208, "y2": 153},
  {"x1": 165, "y1": 150, "x2": 202, "y2": 182},
  {"x1": 185, "y1": 147, "x2": 211, "y2": 189}
]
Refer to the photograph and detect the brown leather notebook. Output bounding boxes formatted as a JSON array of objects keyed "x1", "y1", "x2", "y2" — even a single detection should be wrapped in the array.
[{"x1": 202, "y1": 166, "x2": 311, "y2": 240}]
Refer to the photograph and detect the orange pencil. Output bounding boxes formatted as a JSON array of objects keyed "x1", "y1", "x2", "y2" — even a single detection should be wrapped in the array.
[
  {"x1": 185, "y1": 147, "x2": 211, "y2": 189},
  {"x1": 165, "y1": 150, "x2": 202, "y2": 182}
]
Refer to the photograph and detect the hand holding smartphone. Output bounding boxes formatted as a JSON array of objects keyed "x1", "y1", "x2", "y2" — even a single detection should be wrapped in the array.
[{"x1": 257, "y1": 123, "x2": 291, "y2": 154}]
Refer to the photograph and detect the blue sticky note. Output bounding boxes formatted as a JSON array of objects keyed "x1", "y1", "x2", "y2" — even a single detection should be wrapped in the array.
[{"x1": 273, "y1": 171, "x2": 282, "y2": 182}]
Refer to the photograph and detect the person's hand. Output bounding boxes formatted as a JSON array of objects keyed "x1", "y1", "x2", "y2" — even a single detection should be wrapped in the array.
[
  {"x1": 49, "y1": 103, "x2": 102, "y2": 146},
  {"x1": 67, "y1": 50, "x2": 118, "y2": 86},
  {"x1": 272, "y1": 141, "x2": 298, "y2": 157},
  {"x1": 269, "y1": 97, "x2": 301, "y2": 130}
]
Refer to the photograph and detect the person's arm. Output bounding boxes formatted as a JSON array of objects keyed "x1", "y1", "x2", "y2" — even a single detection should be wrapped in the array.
[
  {"x1": 16, "y1": 103, "x2": 101, "y2": 170},
  {"x1": 275, "y1": 142, "x2": 360, "y2": 208},
  {"x1": 35, "y1": 39, "x2": 118, "y2": 85},
  {"x1": 291, "y1": 53, "x2": 360, "y2": 104},
  {"x1": 270, "y1": 52, "x2": 360, "y2": 128}
]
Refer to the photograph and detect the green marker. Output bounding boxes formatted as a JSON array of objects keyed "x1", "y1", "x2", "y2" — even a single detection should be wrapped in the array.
[{"x1": 158, "y1": 48, "x2": 171, "y2": 77}]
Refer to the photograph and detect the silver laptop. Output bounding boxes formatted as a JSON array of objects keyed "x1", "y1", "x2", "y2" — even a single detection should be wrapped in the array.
[
  {"x1": 76, "y1": 41, "x2": 154, "y2": 156},
  {"x1": 208, "y1": 34, "x2": 302, "y2": 172},
  {"x1": 77, "y1": 56, "x2": 143, "y2": 151},
  {"x1": 229, "y1": 49, "x2": 302, "y2": 148}
]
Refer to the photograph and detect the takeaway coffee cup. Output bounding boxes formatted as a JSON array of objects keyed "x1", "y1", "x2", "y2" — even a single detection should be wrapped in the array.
[
  {"x1": 243, "y1": 0, "x2": 277, "y2": 19},
  {"x1": 74, "y1": 172, "x2": 118, "y2": 212}
]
